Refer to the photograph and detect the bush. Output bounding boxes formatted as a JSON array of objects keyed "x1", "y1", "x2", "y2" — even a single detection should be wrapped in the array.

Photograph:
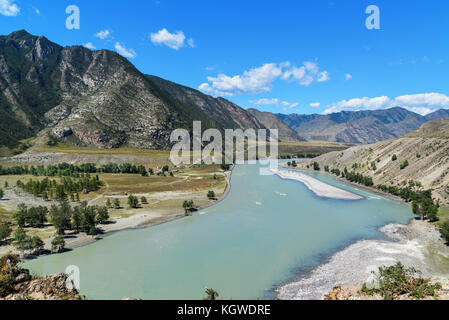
[
  {"x1": 392, "y1": 154, "x2": 397, "y2": 161},
  {"x1": 0, "y1": 222, "x2": 12, "y2": 244},
  {"x1": 400, "y1": 160, "x2": 409, "y2": 170},
  {"x1": 128, "y1": 195, "x2": 139, "y2": 208},
  {"x1": 0, "y1": 188, "x2": 3, "y2": 199},
  {"x1": 361, "y1": 262, "x2": 441, "y2": 300},
  {"x1": 207, "y1": 191, "x2": 215, "y2": 199},
  {"x1": 313, "y1": 162, "x2": 320, "y2": 171}
]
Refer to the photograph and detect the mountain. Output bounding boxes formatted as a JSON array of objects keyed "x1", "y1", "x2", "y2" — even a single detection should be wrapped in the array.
[
  {"x1": 276, "y1": 107, "x2": 449, "y2": 144},
  {"x1": 246, "y1": 108, "x2": 305, "y2": 142},
  {"x1": 0, "y1": 30, "x2": 264, "y2": 149},
  {"x1": 304, "y1": 119, "x2": 449, "y2": 205}
]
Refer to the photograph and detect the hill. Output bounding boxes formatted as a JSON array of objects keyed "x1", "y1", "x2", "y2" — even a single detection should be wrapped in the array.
[
  {"x1": 0, "y1": 30, "x2": 264, "y2": 150},
  {"x1": 302, "y1": 119, "x2": 449, "y2": 205}
]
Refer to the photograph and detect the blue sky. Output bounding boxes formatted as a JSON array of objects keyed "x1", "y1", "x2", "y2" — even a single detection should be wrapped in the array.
[{"x1": 1, "y1": 0, "x2": 448, "y2": 115}]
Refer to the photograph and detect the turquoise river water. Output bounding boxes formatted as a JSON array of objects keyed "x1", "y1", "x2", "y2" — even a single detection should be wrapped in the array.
[{"x1": 24, "y1": 162, "x2": 413, "y2": 300}]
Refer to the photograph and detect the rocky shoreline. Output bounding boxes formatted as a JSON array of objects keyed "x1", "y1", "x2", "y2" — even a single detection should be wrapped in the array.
[{"x1": 276, "y1": 219, "x2": 449, "y2": 300}]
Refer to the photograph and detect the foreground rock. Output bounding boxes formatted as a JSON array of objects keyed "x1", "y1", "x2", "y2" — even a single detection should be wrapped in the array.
[{"x1": 0, "y1": 259, "x2": 81, "y2": 300}]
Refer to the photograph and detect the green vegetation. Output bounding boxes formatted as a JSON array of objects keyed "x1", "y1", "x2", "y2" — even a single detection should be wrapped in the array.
[
  {"x1": 313, "y1": 162, "x2": 320, "y2": 171},
  {"x1": 220, "y1": 164, "x2": 231, "y2": 171},
  {"x1": 183, "y1": 200, "x2": 195, "y2": 215},
  {"x1": 0, "y1": 162, "x2": 153, "y2": 177},
  {"x1": 128, "y1": 195, "x2": 139, "y2": 209},
  {"x1": 0, "y1": 222, "x2": 12, "y2": 244},
  {"x1": 207, "y1": 190, "x2": 216, "y2": 199},
  {"x1": 13, "y1": 226, "x2": 44, "y2": 256},
  {"x1": 113, "y1": 198, "x2": 121, "y2": 209},
  {"x1": 400, "y1": 160, "x2": 409, "y2": 170},
  {"x1": 140, "y1": 196, "x2": 148, "y2": 204},
  {"x1": 17, "y1": 175, "x2": 102, "y2": 200},
  {"x1": 412, "y1": 198, "x2": 438, "y2": 221},
  {"x1": 204, "y1": 287, "x2": 219, "y2": 300},
  {"x1": 13, "y1": 204, "x2": 48, "y2": 228},
  {"x1": 361, "y1": 262, "x2": 441, "y2": 300},
  {"x1": 392, "y1": 154, "x2": 397, "y2": 161},
  {"x1": 0, "y1": 188, "x2": 3, "y2": 199},
  {"x1": 51, "y1": 234, "x2": 66, "y2": 253}
]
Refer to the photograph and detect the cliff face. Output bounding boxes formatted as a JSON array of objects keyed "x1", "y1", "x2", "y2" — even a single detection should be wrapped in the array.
[
  {"x1": 0, "y1": 30, "x2": 264, "y2": 150},
  {"x1": 304, "y1": 120, "x2": 449, "y2": 205}
]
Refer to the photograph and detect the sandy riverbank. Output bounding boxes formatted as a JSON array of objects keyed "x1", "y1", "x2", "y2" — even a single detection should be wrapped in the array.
[
  {"x1": 0, "y1": 169, "x2": 233, "y2": 255},
  {"x1": 271, "y1": 169, "x2": 363, "y2": 200},
  {"x1": 277, "y1": 219, "x2": 449, "y2": 300}
]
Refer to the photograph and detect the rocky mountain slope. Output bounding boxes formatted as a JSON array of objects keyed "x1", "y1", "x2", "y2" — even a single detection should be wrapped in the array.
[
  {"x1": 247, "y1": 108, "x2": 305, "y2": 142},
  {"x1": 277, "y1": 107, "x2": 449, "y2": 144},
  {"x1": 0, "y1": 30, "x2": 264, "y2": 150},
  {"x1": 302, "y1": 119, "x2": 449, "y2": 205}
]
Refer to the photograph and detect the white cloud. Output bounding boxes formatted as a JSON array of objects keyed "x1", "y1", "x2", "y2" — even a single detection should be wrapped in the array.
[
  {"x1": 282, "y1": 61, "x2": 330, "y2": 86},
  {"x1": 310, "y1": 102, "x2": 321, "y2": 108},
  {"x1": 345, "y1": 73, "x2": 352, "y2": 80},
  {"x1": 32, "y1": 6, "x2": 40, "y2": 15},
  {"x1": 83, "y1": 42, "x2": 96, "y2": 50},
  {"x1": 114, "y1": 42, "x2": 136, "y2": 59},
  {"x1": 323, "y1": 93, "x2": 449, "y2": 115},
  {"x1": 95, "y1": 29, "x2": 111, "y2": 40},
  {"x1": 199, "y1": 63, "x2": 283, "y2": 97},
  {"x1": 150, "y1": 29, "x2": 193, "y2": 50},
  {"x1": 250, "y1": 98, "x2": 299, "y2": 109},
  {"x1": 199, "y1": 61, "x2": 329, "y2": 97},
  {"x1": 0, "y1": 0, "x2": 19, "y2": 16}
]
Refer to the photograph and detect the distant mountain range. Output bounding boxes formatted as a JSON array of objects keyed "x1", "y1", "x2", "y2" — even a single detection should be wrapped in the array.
[
  {"x1": 0, "y1": 30, "x2": 448, "y2": 150},
  {"x1": 274, "y1": 107, "x2": 449, "y2": 144}
]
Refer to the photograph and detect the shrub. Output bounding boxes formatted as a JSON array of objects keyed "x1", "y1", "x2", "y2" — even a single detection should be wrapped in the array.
[
  {"x1": 400, "y1": 160, "x2": 409, "y2": 170},
  {"x1": 207, "y1": 191, "x2": 215, "y2": 199},
  {"x1": 361, "y1": 262, "x2": 441, "y2": 300},
  {"x1": 392, "y1": 154, "x2": 397, "y2": 161},
  {"x1": 313, "y1": 162, "x2": 320, "y2": 171}
]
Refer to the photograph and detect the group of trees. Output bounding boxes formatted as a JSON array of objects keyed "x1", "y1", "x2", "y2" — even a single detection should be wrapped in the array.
[
  {"x1": 287, "y1": 161, "x2": 297, "y2": 167},
  {"x1": 0, "y1": 162, "x2": 156, "y2": 178},
  {"x1": 13, "y1": 204, "x2": 48, "y2": 228},
  {"x1": 330, "y1": 167, "x2": 374, "y2": 187},
  {"x1": 50, "y1": 201, "x2": 109, "y2": 236},
  {"x1": 13, "y1": 226, "x2": 44, "y2": 255},
  {"x1": 17, "y1": 175, "x2": 103, "y2": 200}
]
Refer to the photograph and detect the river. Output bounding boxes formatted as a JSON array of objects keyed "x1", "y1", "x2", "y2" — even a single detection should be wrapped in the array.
[{"x1": 24, "y1": 162, "x2": 412, "y2": 300}]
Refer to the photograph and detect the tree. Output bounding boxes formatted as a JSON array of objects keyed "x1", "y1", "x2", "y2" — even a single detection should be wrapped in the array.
[
  {"x1": 4, "y1": 181, "x2": 8, "y2": 188},
  {"x1": 137, "y1": 165, "x2": 147, "y2": 177},
  {"x1": 50, "y1": 201, "x2": 72, "y2": 235},
  {"x1": 162, "y1": 165, "x2": 169, "y2": 173},
  {"x1": 31, "y1": 236, "x2": 44, "y2": 252},
  {"x1": 128, "y1": 195, "x2": 139, "y2": 208},
  {"x1": 207, "y1": 191, "x2": 216, "y2": 199},
  {"x1": 183, "y1": 200, "x2": 194, "y2": 215},
  {"x1": 42, "y1": 191, "x2": 48, "y2": 201},
  {"x1": 0, "y1": 189, "x2": 3, "y2": 200},
  {"x1": 141, "y1": 196, "x2": 148, "y2": 204},
  {"x1": 204, "y1": 287, "x2": 219, "y2": 300},
  {"x1": 392, "y1": 154, "x2": 397, "y2": 161},
  {"x1": 313, "y1": 162, "x2": 320, "y2": 171},
  {"x1": 13, "y1": 226, "x2": 32, "y2": 255},
  {"x1": 0, "y1": 222, "x2": 12, "y2": 244},
  {"x1": 51, "y1": 234, "x2": 66, "y2": 253},
  {"x1": 440, "y1": 222, "x2": 449, "y2": 244},
  {"x1": 106, "y1": 199, "x2": 112, "y2": 208},
  {"x1": 13, "y1": 203, "x2": 28, "y2": 227},
  {"x1": 96, "y1": 206, "x2": 109, "y2": 224},
  {"x1": 113, "y1": 198, "x2": 121, "y2": 209}
]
